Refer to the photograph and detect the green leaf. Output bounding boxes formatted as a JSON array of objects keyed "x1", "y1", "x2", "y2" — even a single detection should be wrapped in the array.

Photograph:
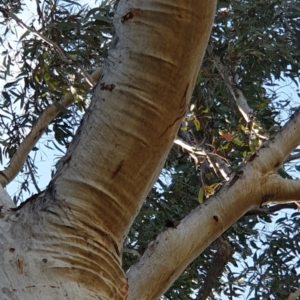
[
  {"x1": 198, "y1": 187, "x2": 204, "y2": 204},
  {"x1": 61, "y1": 0, "x2": 81, "y2": 6},
  {"x1": 193, "y1": 119, "x2": 201, "y2": 131},
  {"x1": 18, "y1": 30, "x2": 30, "y2": 42},
  {"x1": 85, "y1": 7, "x2": 105, "y2": 20}
]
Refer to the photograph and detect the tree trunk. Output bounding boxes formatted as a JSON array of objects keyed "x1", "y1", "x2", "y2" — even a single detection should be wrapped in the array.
[{"x1": 0, "y1": 0, "x2": 216, "y2": 299}]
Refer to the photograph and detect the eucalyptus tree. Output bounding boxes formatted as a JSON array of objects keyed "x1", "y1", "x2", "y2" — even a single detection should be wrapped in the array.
[{"x1": 0, "y1": 0, "x2": 300, "y2": 299}]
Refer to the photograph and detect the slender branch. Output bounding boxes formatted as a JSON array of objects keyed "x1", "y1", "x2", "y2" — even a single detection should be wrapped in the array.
[
  {"x1": 197, "y1": 236, "x2": 233, "y2": 300},
  {"x1": 174, "y1": 137, "x2": 205, "y2": 156},
  {"x1": 285, "y1": 152, "x2": 300, "y2": 163},
  {"x1": 0, "y1": 68, "x2": 102, "y2": 187},
  {"x1": 207, "y1": 153, "x2": 230, "y2": 181},
  {"x1": 246, "y1": 203, "x2": 300, "y2": 216},
  {"x1": 0, "y1": 7, "x2": 95, "y2": 87},
  {"x1": 207, "y1": 44, "x2": 268, "y2": 140},
  {"x1": 174, "y1": 137, "x2": 230, "y2": 180},
  {"x1": 207, "y1": 44, "x2": 252, "y2": 122},
  {"x1": 287, "y1": 287, "x2": 300, "y2": 300}
]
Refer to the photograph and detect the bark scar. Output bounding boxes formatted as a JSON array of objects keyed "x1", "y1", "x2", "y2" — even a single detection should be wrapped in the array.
[
  {"x1": 16, "y1": 255, "x2": 24, "y2": 274},
  {"x1": 159, "y1": 84, "x2": 189, "y2": 138},
  {"x1": 100, "y1": 83, "x2": 115, "y2": 92},
  {"x1": 121, "y1": 12, "x2": 134, "y2": 23},
  {"x1": 228, "y1": 170, "x2": 243, "y2": 189},
  {"x1": 213, "y1": 215, "x2": 219, "y2": 222},
  {"x1": 111, "y1": 160, "x2": 124, "y2": 179}
]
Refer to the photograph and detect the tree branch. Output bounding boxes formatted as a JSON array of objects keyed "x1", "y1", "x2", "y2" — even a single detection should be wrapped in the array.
[
  {"x1": 287, "y1": 287, "x2": 300, "y2": 300},
  {"x1": 127, "y1": 107, "x2": 300, "y2": 299},
  {"x1": 207, "y1": 44, "x2": 268, "y2": 141},
  {"x1": 174, "y1": 137, "x2": 230, "y2": 180},
  {"x1": 174, "y1": 137, "x2": 205, "y2": 156},
  {"x1": 197, "y1": 236, "x2": 233, "y2": 300},
  {"x1": 0, "y1": 68, "x2": 102, "y2": 187},
  {"x1": 246, "y1": 203, "x2": 300, "y2": 216},
  {"x1": 251, "y1": 108, "x2": 300, "y2": 175},
  {"x1": 285, "y1": 152, "x2": 300, "y2": 163},
  {"x1": 207, "y1": 44, "x2": 252, "y2": 122}
]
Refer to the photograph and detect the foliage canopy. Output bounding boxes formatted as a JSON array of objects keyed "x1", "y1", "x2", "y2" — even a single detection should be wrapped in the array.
[{"x1": 0, "y1": 0, "x2": 300, "y2": 299}]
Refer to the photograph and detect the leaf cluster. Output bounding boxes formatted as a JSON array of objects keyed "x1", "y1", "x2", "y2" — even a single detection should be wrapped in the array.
[{"x1": 0, "y1": 0, "x2": 114, "y2": 199}]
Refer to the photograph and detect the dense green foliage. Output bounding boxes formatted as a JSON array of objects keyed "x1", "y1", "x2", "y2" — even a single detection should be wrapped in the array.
[{"x1": 0, "y1": 0, "x2": 300, "y2": 299}]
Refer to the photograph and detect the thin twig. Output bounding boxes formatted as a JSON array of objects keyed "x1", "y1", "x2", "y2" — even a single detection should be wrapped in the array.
[
  {"x1": 246, "y1": 202, "x2": 300, "y2": 216},
  {"x1": 285, "y1": 152, "x2": 300, "y2": 163},
  {"x1": 174, "y1": 137, "x2": 206, "y2": 156}
]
